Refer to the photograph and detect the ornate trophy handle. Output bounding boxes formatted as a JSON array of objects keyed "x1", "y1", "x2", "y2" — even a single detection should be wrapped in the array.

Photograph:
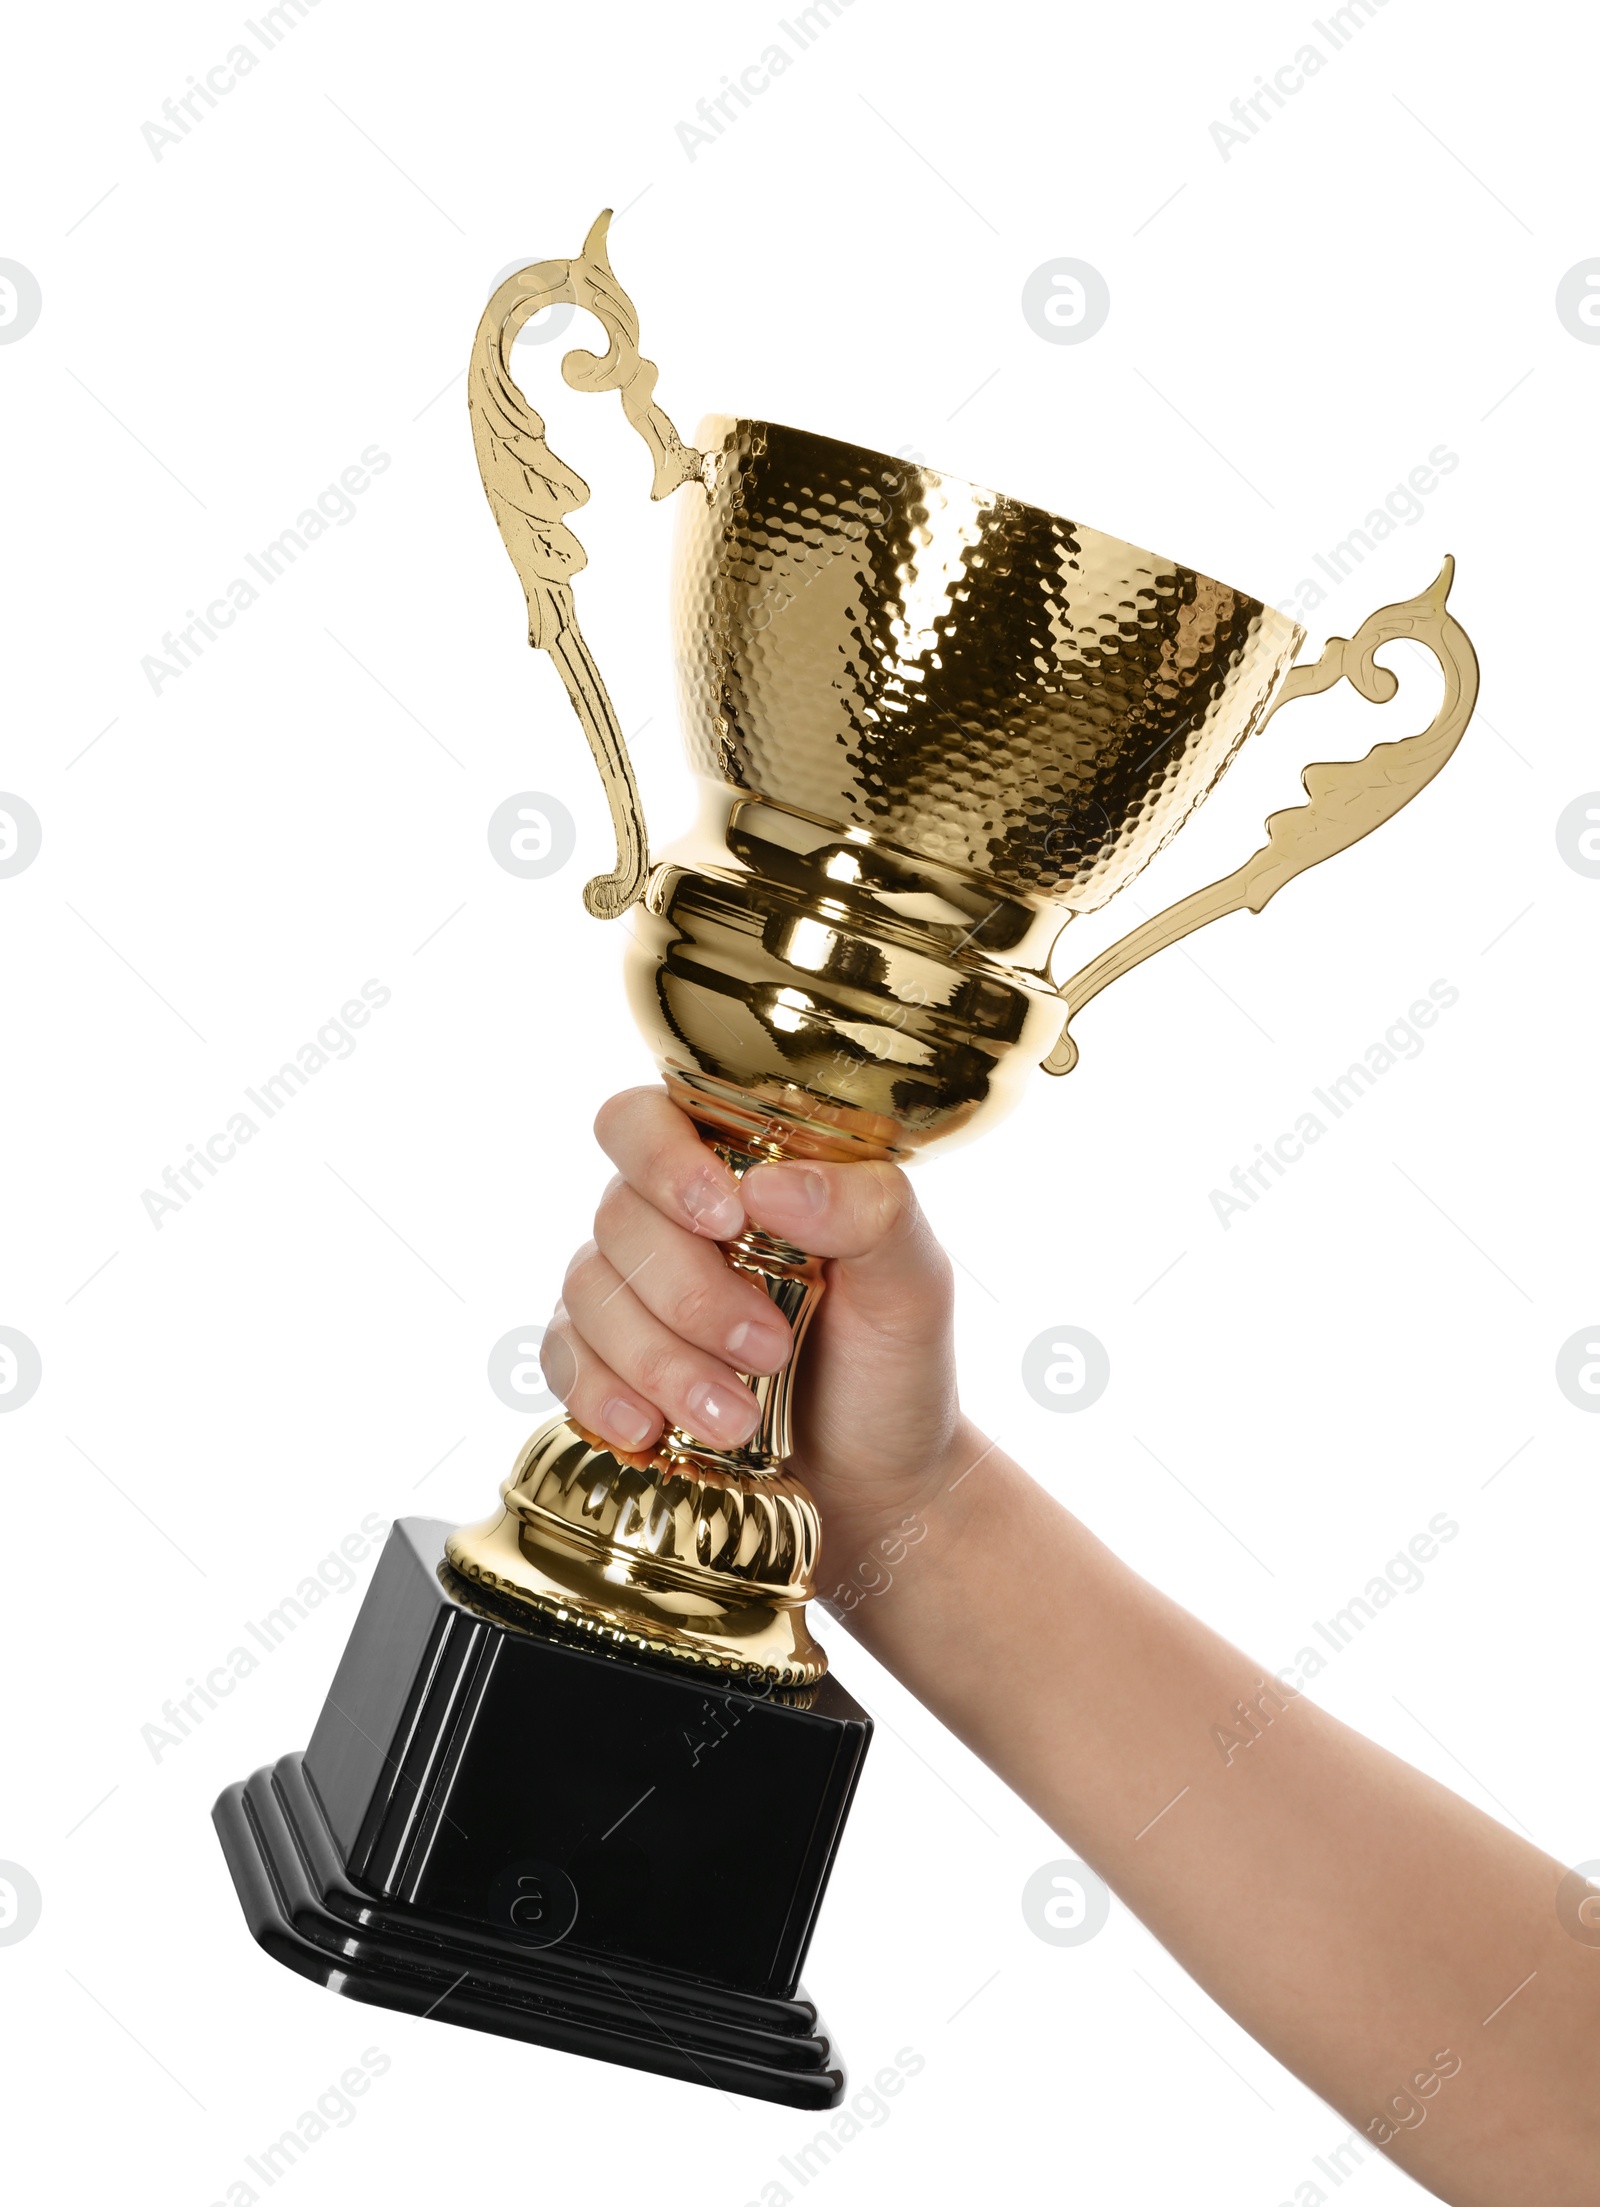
[
  {"x1": 1041, "y1": 558, "x2": 1480, "y2": 1076},
  {"x1": 469, "y1": 208, "x2": 707, "y2": 919}
]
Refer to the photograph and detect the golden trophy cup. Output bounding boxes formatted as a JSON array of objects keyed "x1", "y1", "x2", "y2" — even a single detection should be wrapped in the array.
[
  {"x1": 214, "y1": 210, "x2": 1476, "y2": 2106},
  {"x1": 446, "y1": 209, "x2": 1479, "y2": 1686}
]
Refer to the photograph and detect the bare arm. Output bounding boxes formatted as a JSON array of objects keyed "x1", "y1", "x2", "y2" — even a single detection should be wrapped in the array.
[{"x1": 546, "y1": 1087, "x2": 1600, "y2": 2205}]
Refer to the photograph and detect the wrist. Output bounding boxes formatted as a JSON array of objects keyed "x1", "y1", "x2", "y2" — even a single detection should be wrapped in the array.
[{"x1": 811, "y1": 1414, "x2": 998, "y2": 1621}]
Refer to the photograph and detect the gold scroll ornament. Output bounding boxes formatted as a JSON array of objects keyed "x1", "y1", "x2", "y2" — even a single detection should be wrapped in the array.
[
  {"x1": 1042, "y1": 560, "x2": 1479, "y2": 1073},
  {"x1": 469, "y1": 207, "x2": 703, "y2": 919}
]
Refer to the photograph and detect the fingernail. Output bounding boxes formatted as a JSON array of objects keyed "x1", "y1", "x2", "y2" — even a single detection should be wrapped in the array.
[
  {"x1": 601, "y1": 1396, "x2": 656, "y2": 1450},
  {"x1": 685, "y1": 1380, "x2": 760, "y2": 1447},
  {"x1": 747, "y1": 1162, "x2": 825, "y2": 1219},
  {"x1": 684, "y1": 1172, "x2": 744, "y2": 1240},
  {"x1": 726, "y1": 1317, "x2": 790, "y2": 1371}
]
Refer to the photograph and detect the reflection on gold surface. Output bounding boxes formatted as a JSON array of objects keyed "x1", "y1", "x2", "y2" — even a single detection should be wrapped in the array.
[{"x1": 444, "y1": 1416, "x2": 826, "y2": 1687}]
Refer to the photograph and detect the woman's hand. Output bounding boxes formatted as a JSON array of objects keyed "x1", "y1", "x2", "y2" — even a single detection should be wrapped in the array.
[{"x1": 539, "y1": 1085, "x2": 981, "y2": 1585}]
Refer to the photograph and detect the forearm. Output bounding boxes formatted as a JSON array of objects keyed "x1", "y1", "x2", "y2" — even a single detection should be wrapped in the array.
[{"x1": 832, "y1": 1424, "x2": 1600, "y2": 2204}]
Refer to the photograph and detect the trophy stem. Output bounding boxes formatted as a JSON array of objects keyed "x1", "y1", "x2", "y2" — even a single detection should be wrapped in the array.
[
  {"x1": 443, "y1": 1131, "x2": 831, "y2": 1684},
  {"x1": 687, "y1": 1139, "x2": 826, "y2": 1478}
]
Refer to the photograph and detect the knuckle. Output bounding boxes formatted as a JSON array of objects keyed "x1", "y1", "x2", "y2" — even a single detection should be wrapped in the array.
[
  {"x1": 929, "y1": 1242, "x2": 956, "y2": 1305},
  {"x1": 591, "y1": 1094, "x2": 625, "y2": 1152},
  {"x1": 671, "y1": 1274, "x2": 716, "y2": 1339},
  {"x1": 865, "y1": 1164, "x2": 915, "y2": 1242},
  {"x1": 647, "y1": 1136, "x2": 689, "y2": 1204},
  {"x1": 631, "y1": 1339, "x2": 682, "y2": 1403},
  {"x1": 593, "y1": 1175, "x2": 632, "y2": 1240},
  {"x1": 539, "y1": 1324, "x2": 579, "y2": 1400},
  {"x1": 561, "y1": 1372, "x2": 597, "y2": 1419},
  {"x1": 562, "y1": 1242, "x2": 607, "y2": 1304},
  {"x1": 592, "y1": 1086, "x2": 655, "y2": 1158}
]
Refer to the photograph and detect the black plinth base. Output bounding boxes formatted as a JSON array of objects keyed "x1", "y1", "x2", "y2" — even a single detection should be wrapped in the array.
[
  {"x1": 215, "y1": 1754, "x2": 847, "y2": 2105},
  {"x1": 212, "y1": 1518, "x2": 872, "y2": 2109}
]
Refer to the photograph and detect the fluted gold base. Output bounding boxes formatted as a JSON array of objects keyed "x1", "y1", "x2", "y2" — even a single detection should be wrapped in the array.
[{"x1": 444, "y1": 1417, "x2": 827, "y2": 1686}]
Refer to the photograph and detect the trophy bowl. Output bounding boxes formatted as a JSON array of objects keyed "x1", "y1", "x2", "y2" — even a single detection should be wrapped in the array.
[{"x1": 632, "y1": 410, "x2": 1304, "y2": 1165}]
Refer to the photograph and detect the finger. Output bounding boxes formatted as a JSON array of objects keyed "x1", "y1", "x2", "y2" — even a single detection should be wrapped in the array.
[
  {"x1": 593, "y1": 1178, "x2": 792, "y2": 1374},
  {"x1": 561, "y1": 1243, "x2": 763, "y2": 1451},
  {"x1": 594, "y1": 1086, "x2": 745, "y2": 1240},
  {"x1": 540, "y1": 1306, "x2": 665, "y2": 1457},
  {"x1": 739, "y1": 1157, "x2": 924, "y2": 1267}
]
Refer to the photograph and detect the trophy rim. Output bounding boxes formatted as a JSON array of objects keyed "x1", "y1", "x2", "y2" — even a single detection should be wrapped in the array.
[{"x1": 693, "y1": 411, "x2": 1306, "y2": 660}]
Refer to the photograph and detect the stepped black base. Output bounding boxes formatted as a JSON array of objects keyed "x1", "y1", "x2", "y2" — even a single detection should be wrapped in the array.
[
  {"x1": 215, "y1": 1754, "x2": 846, "y2": 2105},
  {"x1": 212, "y1": 1518, "x2": 872, "y2": 2109}
]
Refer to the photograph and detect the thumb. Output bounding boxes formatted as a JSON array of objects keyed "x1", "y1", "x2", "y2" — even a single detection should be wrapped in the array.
[{"x1": 740, "y1": 1158, "x2": 946, "y2": 1304}]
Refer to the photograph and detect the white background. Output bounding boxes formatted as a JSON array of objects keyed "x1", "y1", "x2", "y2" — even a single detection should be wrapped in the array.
[{"x1": 1, "y1": 1, "x2": 1595, "y2": 2200}]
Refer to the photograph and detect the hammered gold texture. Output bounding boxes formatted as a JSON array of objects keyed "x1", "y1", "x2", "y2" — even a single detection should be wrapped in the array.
[{"x1": 675, "y1": 417, "x2": 1305, "y2": 914}]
